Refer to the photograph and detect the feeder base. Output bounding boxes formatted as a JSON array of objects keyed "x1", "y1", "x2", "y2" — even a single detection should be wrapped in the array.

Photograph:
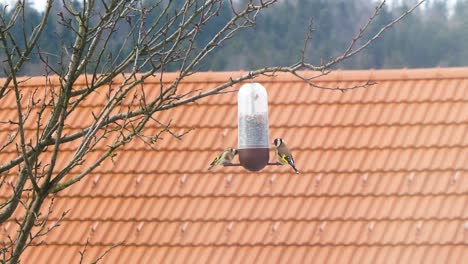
[{"x1": 238, "y1": 148, "x2": 269, "y2": 172}]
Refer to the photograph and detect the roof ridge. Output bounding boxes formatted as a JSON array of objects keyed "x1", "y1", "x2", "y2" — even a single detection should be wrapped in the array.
[{"x1": 8, "y1": 67, "x2": 468, "y2": 87}]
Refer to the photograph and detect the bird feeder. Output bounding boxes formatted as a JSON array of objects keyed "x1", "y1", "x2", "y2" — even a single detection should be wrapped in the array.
[{"x1": 238, "y1": 83, "x2": 270, "y2": 171}]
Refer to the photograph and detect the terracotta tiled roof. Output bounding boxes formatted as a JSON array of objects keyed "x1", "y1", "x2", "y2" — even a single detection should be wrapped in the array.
[{"x1": 1, "y1": 68, "x2": 468, "y2": 263}]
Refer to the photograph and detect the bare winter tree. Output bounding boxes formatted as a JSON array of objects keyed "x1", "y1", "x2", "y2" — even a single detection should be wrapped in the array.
[{"x1": 0, "y1": 0, "x2": 425, "y2": 262}]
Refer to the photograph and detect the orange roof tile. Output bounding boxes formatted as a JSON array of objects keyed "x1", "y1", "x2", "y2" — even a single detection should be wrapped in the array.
[{"x1": 1, "y1": 68, "x2": 468, "y2": 263}]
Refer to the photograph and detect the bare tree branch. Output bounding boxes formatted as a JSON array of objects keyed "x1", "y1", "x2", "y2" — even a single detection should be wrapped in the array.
[{"x1": 0, "y1": 0, "x2": 426, "y2": 262}]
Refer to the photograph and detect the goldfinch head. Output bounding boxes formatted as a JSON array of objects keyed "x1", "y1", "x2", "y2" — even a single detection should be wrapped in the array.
[
  {"x1": 230, "y1": 148, "x2": 238, "y2": 155},
  {"x1": 273, "y1": 138, "x2": 283, "y2": 148}
]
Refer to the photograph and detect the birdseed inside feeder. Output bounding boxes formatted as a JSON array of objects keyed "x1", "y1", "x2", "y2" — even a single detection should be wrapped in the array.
[{"x1": 238, "y1": 83, "x2": 270, "y2": 171}]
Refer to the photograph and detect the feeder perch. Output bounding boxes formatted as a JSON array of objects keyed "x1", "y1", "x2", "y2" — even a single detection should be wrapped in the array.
[{"x1": 238, "y1": 83, "x2": 270, "y2": 171}]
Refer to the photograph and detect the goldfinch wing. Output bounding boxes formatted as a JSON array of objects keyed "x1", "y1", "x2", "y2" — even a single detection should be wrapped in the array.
[
  {"x1": 282, "y1": 154, "x2": 295, "y2": 167},
  {"x1": 210, "y1": 155, "x2": 220, "y2": 166}
]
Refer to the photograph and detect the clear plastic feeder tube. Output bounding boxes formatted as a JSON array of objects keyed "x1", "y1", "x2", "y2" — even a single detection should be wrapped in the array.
[{"x1": 238, "y1": 83, "x2": 270, "y2": 171}]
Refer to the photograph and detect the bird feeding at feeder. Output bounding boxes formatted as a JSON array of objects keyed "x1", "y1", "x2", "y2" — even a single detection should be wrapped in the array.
[
  {"x1": 273, "y1": 138, "x2": 299, "y2": 174},
  {"x1": 238, "y1": 83, "x2": 270, "y2": 171},
  {"x1": 208, "y1": 148, "x2": 238, "y2": 170}
]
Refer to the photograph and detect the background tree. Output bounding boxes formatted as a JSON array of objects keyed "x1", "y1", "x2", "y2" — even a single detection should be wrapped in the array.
[
  {"x1": 0, "y1": 0, "x2": 424, "y2": 262},
  {"x1": 1, "y1": 0, "x2": 466, "y2": 73}
]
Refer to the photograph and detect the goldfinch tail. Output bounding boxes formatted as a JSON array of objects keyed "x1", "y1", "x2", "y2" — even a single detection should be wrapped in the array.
[
  {"x1": 208, "y1": 161, "x2": 217, "y2": 170},
  {"x1": 208, "y1": 155, "x2": 221, "y2": 170},
  {"x1": 291, "y1": 165, "x2": 299, "y2": 174},
  {"x1": 284, "y1": 155, "x2": 299, "y2": 174}
]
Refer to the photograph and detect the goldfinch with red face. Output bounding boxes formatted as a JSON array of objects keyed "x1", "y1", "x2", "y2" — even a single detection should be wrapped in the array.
[
  {"x1": 273, "y1": 138, "x2": 299, "y2": 174},
  {"x1": 208, "y1": 148, "x2": 238, "y2": 170}
]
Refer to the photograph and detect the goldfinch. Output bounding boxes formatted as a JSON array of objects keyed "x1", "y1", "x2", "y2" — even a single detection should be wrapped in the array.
[
  {"x1": 273, "y1": 138, "x2": 299, "y2": 174},
  {"x1": 208, "y1": 148, "x2": 238, "y2": 170}
]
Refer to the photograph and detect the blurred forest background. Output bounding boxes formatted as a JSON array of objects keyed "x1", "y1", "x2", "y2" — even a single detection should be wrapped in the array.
[{"x1": 0, "y1": 0, "x2": 466, "y2": 76}]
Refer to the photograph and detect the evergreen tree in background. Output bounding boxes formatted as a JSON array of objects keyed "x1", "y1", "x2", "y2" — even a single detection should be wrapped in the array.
[{"x1": 0, "y1": 0, "x2": 466, "y2": 76}]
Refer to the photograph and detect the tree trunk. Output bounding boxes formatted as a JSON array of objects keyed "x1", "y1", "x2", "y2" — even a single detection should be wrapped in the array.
[{"x1": 9, "y1": 194, "x2": 46, "y2": 264}]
